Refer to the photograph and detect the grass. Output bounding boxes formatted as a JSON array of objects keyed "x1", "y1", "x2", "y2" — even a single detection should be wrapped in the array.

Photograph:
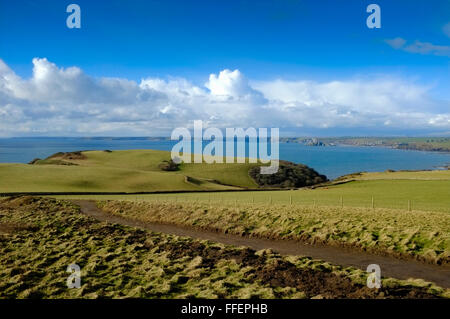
[
  {"x1": 0, "y1": 196, "x2": 448, "y2": 299},
  {"x1": 0, "y1": 150, "x2": 258, "y2": 193},
  {"x1": 53, "y1": 169, "x2": 450, "y2": 213},
  {"x1": 98, "y1": 200, "x2": 450, "y2": 265},
  {"x1": 352, "y1": 170, "x2": 450, "y2": 180},
  {"x1": 2, "y1": 149, "x2": 448, "y2": 214}
]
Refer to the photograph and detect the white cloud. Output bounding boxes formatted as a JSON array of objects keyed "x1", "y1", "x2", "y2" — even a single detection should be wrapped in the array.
[
  {"x1": 404, "y1": 41, "x2": 450, "y2": 57},
  {"x1": 205, "y1": 69, "x2": 254, "y2": 97},
  {"x1": 254, "y1": 79, "x2": 434, "y2": 113},
  {"x1": 0, "y1": 58, "x2": 448, "y2": 136},
  {"x1": 385, "y1": 37, "x2": 450, "y2": 57},
  {"x1": 384, "y1": 37, "x2": 406, "y2": 49},
  {"x1": 443, "y1": 22, "x2": 450, "y2": 38}
]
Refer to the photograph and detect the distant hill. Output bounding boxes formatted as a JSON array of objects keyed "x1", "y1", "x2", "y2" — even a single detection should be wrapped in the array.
[{"x1": 280, "y1": 137, "x2": 450, "y2": 152}]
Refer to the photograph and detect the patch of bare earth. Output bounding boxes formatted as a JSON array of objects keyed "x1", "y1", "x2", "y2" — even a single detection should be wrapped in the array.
[{"x1": 156, "y1": 239, "x2": 440, "y2": 299}]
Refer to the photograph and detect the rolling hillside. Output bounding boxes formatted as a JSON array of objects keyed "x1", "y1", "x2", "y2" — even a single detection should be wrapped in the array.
[{"x1": 0, "y1": 150, "x2": 260, "y2": 193}]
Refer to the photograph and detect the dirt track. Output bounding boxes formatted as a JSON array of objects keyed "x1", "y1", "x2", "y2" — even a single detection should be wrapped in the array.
[{"x1": 71, "y1": 200, "x2": 450, "y2": 289}]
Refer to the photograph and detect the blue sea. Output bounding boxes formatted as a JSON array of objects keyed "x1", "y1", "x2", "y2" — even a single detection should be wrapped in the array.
[{"x1": 0, "y1": 137, "x2": 449, "y2": 180}]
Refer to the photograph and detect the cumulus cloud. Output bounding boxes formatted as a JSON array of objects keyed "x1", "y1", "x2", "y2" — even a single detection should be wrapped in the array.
[
  {"x1": 0, "y1": 58, "x2": 448, "y2": 136},
  {"x1": 205, "y1": 69, "x2": 265, "y2": 102},
  {"x1": 385, "y1": 37, "x2": 450, "y2": 57}
]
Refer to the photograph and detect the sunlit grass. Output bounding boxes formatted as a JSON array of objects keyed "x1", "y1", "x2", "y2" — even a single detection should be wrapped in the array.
[
  {"x1": 98, "y1": 200, "x2": 450, "y2": 264},
  {"x1": 1, "y1": 196, "x2": 448, "y2": 299},
  {"x1": 52, "y1": 176, "x2": 450, "y2": 213},
  {"x1": 0, "y1": 150, "x2": 258, "y2": 192}
]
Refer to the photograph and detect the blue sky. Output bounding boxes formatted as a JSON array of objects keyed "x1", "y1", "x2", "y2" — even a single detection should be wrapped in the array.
[{"x1": 0, "y1": 0, "x2": 449, "y2": 136}]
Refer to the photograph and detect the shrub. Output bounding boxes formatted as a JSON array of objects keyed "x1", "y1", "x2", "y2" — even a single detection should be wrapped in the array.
[
  {"x1": 158, "y1": 159, "x2": 180, "y2": 171},
  {"x1": 249, "y1": 161, "x2": 327, "y2": 188}
]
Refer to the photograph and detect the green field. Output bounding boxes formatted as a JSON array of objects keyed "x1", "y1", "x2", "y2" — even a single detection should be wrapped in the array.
[
  {"x1": 349, "y1": 170, "x2": 450, "y2": 180},
  {"x1": 55, "y1": 169, "x2": 450, "y2": 213},
  {"x1": 0, "y1": 150, "x2": 258, "y2": 192}
]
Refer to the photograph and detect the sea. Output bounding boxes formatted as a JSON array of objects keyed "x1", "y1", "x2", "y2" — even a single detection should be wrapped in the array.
[{"x1": 0, "y1": 137, "x2": 449, "y2": 180}]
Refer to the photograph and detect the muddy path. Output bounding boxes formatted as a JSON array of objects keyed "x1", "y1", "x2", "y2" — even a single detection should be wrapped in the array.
[{"x1": 71, "y1": 200, "x2": 450, "y2": 289}]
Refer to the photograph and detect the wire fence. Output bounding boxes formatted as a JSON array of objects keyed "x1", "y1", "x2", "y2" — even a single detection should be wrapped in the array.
[{"x1": 53, "y1": 193, "x2": 449, "y2": 213}]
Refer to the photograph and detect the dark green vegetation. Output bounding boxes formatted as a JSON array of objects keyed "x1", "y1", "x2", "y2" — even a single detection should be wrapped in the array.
[
  {"x1": 249, "y1": 161, "x2": 327, "y2": 188},
  {"x1": 1, "y1": 196, "x2": 448, "y2": 299},
  {"x1": 158, "y1": 159, "x2": 180, "y2": 171},
  {"x1": 28, "y1": 151, "x2": 87, "y2": 165}
]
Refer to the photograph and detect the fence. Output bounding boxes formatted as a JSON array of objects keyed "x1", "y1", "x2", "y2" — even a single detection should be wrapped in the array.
[{"x1": 118, "y1": 194, "x2": 426, "y2": 212}]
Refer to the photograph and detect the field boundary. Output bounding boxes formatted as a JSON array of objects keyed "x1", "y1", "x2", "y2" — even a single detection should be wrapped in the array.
[
  {"x1": 0, "y1": 188, "x2": 295, "y2": 197},
  {"x1": 0, "y1": 180, "x2": 356, "y2": 197}
]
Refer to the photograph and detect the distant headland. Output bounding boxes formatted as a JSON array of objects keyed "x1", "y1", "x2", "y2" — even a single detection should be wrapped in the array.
[{"x1": 279, "y1": 137, "x2": 450, "y2": 152}]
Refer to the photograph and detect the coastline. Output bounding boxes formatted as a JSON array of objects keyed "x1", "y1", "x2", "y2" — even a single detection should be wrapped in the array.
[{"x1": 279, "y1": 137, "x2": 450, "y2": 153}]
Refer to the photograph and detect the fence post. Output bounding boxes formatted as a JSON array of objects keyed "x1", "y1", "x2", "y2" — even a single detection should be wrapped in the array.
[
  {"x1": 408, "y1": 200, "x2": 411, "y2": 211},
  {"x1": 289, "y1": 195, "x2": 292, "y2": 205},
  {"x1": 340, "y1": 196, "x2": 343, "y2": 208},
  {"x1": 371, "y1": 196, "x2": 374, "y2": 209}
]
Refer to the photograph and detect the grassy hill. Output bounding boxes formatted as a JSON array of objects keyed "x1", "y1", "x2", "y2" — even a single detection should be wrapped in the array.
[
  {"x1": 0, "y1": 149, "x2": 330, "y2": 193},
  {"x1": 0, "y1": 150, "x2": 260, "y2": 193}
]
